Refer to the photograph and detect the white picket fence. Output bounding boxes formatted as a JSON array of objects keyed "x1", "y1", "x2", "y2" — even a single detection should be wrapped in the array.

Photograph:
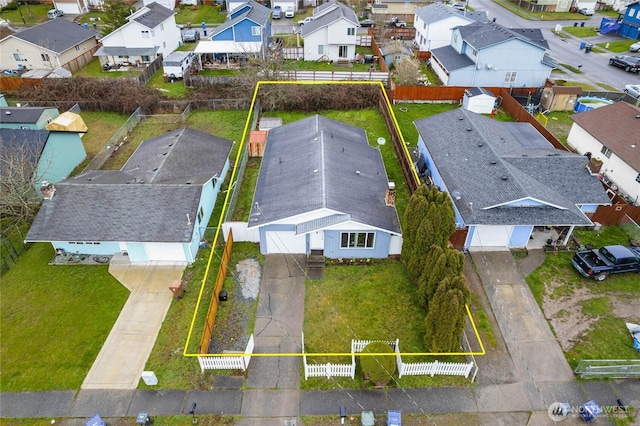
[
  {"x1": 302, "y1": 334, "x2": 476, "y2": 380},
  {"x1": 198, "y1": 334, "x2": 255, "y2": 373}
]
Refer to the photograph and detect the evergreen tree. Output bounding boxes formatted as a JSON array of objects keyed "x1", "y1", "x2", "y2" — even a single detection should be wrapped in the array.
[
  {"x1": 424, "y1": 276, "x2": 468, "y2": 352},
  {"x1": 401, "y1": 194, "x2": 428, "y2": 266}
]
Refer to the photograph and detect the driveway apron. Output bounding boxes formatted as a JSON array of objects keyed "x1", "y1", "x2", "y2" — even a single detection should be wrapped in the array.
[
  {"x1": 469, "y1": 249, "x2": 575, "y2": 408},
  {"x1": 81, "y1": 263, "x2": 185, "y2": 389},
  {"x1": 240, "y1": 254, "x2": 306, "y2": 422}
]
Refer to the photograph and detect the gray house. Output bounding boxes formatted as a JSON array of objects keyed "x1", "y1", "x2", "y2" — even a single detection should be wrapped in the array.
[
  {"x1": 26, "y1": 128, "x2": 233, "y2": 264},
  {"x1": 248, "y1": 115, "x2": 402, "y2": 258},
  {"x1": 430, "y1": 22, "x2": 557, "y2": 87},
  {"x1": 414, "y1": 109, "x2": 610, "y2": 250}
]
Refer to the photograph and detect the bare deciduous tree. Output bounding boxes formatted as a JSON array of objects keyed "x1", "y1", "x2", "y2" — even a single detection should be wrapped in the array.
[{"x1": 394, "y1": 57, "x2": 422, "y2": 86}]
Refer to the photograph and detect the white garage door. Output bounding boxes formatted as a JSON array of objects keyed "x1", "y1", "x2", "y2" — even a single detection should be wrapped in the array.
[
  {"x1": 470, "y1": 225, "x2": 513, "y2": 248},
  {"x1": 266, "y1": 231, "x2": 306, "y2": 254},
  {"x1": 144, "y1": 243, "x2": 186, "y2": 262}
]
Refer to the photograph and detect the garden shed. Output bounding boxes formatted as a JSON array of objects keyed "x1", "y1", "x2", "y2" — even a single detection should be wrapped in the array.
[
  {"x1": 540, "y1": 86, "x2": 581, "y2": 112},
  {"x1": 462, "y1": 87, "x2": 496, "y2": 114}
]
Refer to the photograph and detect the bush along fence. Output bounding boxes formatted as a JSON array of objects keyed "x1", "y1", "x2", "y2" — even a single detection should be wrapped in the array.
[{"x1": 302, "y1": 334, "x2": 476, "y2": 381}]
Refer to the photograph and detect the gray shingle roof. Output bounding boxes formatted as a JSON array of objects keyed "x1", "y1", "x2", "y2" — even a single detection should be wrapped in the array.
[
  {"x1": 570, "y1": 101, "x2": 640, "y2": 171},
  {"x1": 0, "y1": 107, "x2": 54, "y2": 124},
  {"x1": 301, "y1": 0, "x2": 358, "y2": 36},
  {"x1": 431, "y1": 45, "x2": 474, "y2": 71},
  {"x1": 414, "y1": 109, "x2": 610, "y2": 226},
  {"x1": 121, "y1": 127, "x2": 233, "y2": 185},
  {"x1": 458, "y1": 22, "x2": 549, "y2": 50},
  {"x1": 10, "y1": 18, "x2": 97, "y2": 53},
  {"x1": 249, "y1": 115, "x2": 401, "y2": 234},
  {"x1": 414, "y1": 3, "x2": 477, "y2": 25},
  {"x1": 210, "y1": 0, "x2": 270, "y2": 37},
  {"x1": 0, "y1": 129, "x2": 49, "y2": 175},
  {"x1": 133, "y1": 2, "x2": 175, "y2": 28},
  {"x1": 25, "y1": 128, "x2": 233, "y2": 243}
]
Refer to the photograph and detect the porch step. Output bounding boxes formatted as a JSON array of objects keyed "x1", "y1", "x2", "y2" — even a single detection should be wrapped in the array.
[{"x1": 307, "y1": 250, "x2": 325, "y2": 280}]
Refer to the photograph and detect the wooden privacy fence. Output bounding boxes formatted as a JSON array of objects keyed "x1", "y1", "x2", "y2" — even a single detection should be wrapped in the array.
[
  {"x1": 199, "y1": 228, "x2": 234, "y2": 354},
  {"x1": 198, "y1": 334, "x2": 255, "y2": 372}
]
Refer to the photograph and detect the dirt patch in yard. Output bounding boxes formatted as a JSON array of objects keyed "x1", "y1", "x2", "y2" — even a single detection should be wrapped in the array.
[{"x1": 542, "y1": 280, "x2": 640, "y2": 351}]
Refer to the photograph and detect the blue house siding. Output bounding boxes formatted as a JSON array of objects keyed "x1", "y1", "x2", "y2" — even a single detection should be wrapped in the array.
[
  {"x1": 52, "y1": 241, "x2": 121, "y2": 255},
  {"x1": 579, "y1": 204, "x2": 599, "y2": 213},
  {"x1": 619, "y1": 4, "x2": 640, "y2": 39},
  {"x1": 324, "y1": 229, "x2": 390, "y2": 259},
  {"x1": 464, "y1": 226, "x2": 476, "y2": 250},
  {"x1": 233, "y1": 20, "x2": 263, "y2": 42},
  {"x1": 509, "y1": 225, "x2": 532, "y2": 247},
  {"x1": 125, "y1": 243, "x2": 148, "y2": 262},
  {"x1": 212, "y1": 27, "x2": 234, "y2": 41},
  {"x1": 36, "y1": 133, "x2": 86, "y2": 191}
]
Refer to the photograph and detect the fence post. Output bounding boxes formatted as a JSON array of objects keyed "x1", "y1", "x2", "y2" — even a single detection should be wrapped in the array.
[{"x1": 431, "y1": 360, "x2": 438, "y2": 377}]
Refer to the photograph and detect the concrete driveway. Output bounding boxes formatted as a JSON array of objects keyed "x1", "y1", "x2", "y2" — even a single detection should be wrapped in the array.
[{"x1": 81, "y1": 259, "x2": 185, "y2": 390}]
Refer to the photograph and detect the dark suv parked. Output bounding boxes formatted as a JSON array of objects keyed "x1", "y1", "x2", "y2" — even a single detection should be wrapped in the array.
[{"x1": 609, "y1": 55, "x2": 640, "y2": 72}]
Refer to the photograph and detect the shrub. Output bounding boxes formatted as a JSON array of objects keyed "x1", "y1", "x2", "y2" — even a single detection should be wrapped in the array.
[{"x1": 360, "y1": 341, "x2": 396, "y2": 386}]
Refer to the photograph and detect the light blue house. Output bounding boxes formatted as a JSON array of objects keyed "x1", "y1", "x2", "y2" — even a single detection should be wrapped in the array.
[
  {"x1": 0, "y1": 128, "x2": 86, "y2": 194},
  {"x1": 195, "y1": 0, "x2": 271, "y2": 62},
  {"x1": 248, "y1": 115, "x2": 402, "y2": 258},
  {"x1": 618, "y1": 2, "x2": 640, "y2": 40},
  {"x1": 413, "y1": 109, "x2": 610, "y2": 250},
  {"x1": 0, "y1": 106, "x2": 60, "y2": 130},
  {"x1": 430, "y1": 22, "x2": 557, "y2": 87},
  {"x1": 26, "y1": 128, "x2": 234, "y2": 264}
]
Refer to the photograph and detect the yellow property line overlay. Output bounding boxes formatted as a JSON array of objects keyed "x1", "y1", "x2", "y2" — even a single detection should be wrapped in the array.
[{"x1": 184, "y1": 80, "x2": 485, "y2": 357}]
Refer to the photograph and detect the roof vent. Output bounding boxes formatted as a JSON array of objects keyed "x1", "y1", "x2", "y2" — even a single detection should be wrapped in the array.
[
  {"x1": 458, "y1": 116, "x2": 464, "y2": 120},
  {"x1": 467, "y1": 127, "x2": 472, "y2": 131},
  {"x1": 355, "y1": 170, "x2": 361, "y2": 175},
  {"x1": 490, "y1": 160, "x2": 497, "y2": 165},
  {"x1": 5, "y1": 111, "x2": 11, "y2": 115},
  {"x1": 501, "y1": 175, "x2": 509, "y2": 181},
  {"x1": 152, "y1": 167, "x2": 158, "y2": 171},
  {"x1": 478, "y1": 143, "x2": 484, "y2": 147}
]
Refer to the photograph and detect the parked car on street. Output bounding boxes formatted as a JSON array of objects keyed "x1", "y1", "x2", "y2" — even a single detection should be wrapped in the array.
[
  {"x1": 47, "y1": 9, "x2": 64, "y2": 19},
  {"x1": 272, "y1": 5, "x2": 282, "y2": 19},
  {"x1": 359, "y1": 18, "x2": 376, "y2": 27},
  {"x1": 386, "y1": 17, "x2": 406, "y2": 28},
  {"x1": 285, "y1": 6, "x2": 294, "y2": 18},
  {"x1": 609, "y1": 55, "x2": 640, "y2": 72},
  {"x1": 578, "y1": 7, "x2": 594, "y2": 15},
  {"x1": 182, "y1": 29, "x2": 200, "y2": 42},
  {"x1": 624, "y1": 84, "x2": 640, "y2": 99},
  {"x1": 298, "y1": 16, "x2": 314, "y2": 25},
  {"x1": 452, "y1": 3, "x2": 466, "y2": 11},
  {"x1": 630, "y1": 42, "x2": 640, "y2": 52}
]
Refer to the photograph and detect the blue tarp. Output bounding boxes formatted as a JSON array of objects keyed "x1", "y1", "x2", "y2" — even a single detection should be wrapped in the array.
[{"x1": 600, "y1": 17, "x2": 621, "y2": 34}]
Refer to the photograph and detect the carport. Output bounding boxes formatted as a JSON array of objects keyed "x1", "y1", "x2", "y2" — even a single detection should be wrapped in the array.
[{"x1": 194, "y1": 40, "x2": 263, "y2": 68}]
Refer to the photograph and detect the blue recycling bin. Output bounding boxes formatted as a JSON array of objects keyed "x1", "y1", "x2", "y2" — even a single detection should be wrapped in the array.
[
  {"x1": 86, "y1": 414, "x2": 105, "y2": 426},
  {"x1": 579, "y1": 41, "x2": 586, "y2": 49},
  {"x1": 580, "y1": 400, "x2": 602, "y2": 423},
  {"x1": 387, "y1": 410, "x2": 401, "y2": 426}
]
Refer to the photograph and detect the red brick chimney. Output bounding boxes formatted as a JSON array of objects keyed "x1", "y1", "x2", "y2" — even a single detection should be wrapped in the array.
[{"x1": 385, "y1": 182, "x2": 396, "y2": 207}]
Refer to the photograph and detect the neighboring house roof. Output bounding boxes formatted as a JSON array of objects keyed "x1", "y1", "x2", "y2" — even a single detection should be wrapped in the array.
[
  {"x1": 300, "y1": 0, "x2": 358, "y2": 37},
  {"x1": 26, "y1": 127, "x2": 233, "y2": 243},
  {"x1": 414, "y1": 3, "x2": 478, "y2": 25},
  {"x1": 453, "y1": 9, "x2": 489, "y2": 22},
  {"x1": 0, "y1": 129, "x2": 49, "y2": 175},
  {"x1": 210, "y1": 0, "x2": 270, "y2": 38},
  {"x1": 0, "y1": 107, "x2": 54, "y2": 124},
  {"x1": 415, "y1": 109, "x2": 610, "y2": 226},
  {"x1": 7, "y1": 18, "x2": 96, "y2": 53},
  {"x1": 131, "y1": 2, "x2": 175, "y2": 28},
  {"x1": 546, "y1": 86, "x2": 582, "y2": 95},
  {"x1": 458, "y1": 22, "x2": 549, "y2": 50},
  {"x1": 249, "y1": 115, "x2": 401, "y2": 235},
  {"x1": 431, "y1": 45, "x2": 474, "y2": 71},
  {"x1": 465, "y1": 87, "x2": 494, "y2": 97},
  {"x1": 570, "y1": 101, "x2": 640, "y2": 171}
]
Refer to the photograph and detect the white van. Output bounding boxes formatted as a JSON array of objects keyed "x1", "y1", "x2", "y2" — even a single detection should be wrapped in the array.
[
  {"x1": 162, "y1": 52, "x2": 195, "y2": 80},
  {"x1": 47, "y1": 9, "x2": 64, "y2": 19}
]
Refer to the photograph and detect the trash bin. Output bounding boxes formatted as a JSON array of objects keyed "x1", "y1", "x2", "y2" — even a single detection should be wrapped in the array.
[
  {"x1": 86, "y1": 414, "x2": 105, "y2": 426},
  {"x1": 169, "y1": 279, "x2": 184, "y2": 299},
  {"x1": 219, "y1": 290, "x2": 228, "y2": 301},
  {"x1": 361, "y1": 411, "x2": 375, "y2": 426},
  {"x1": 387, "y1": 410, "x2": 401, "y2": 426},
  {"x1": 580, "y1": 400, "x2": 602, "y2": 423},
  {"x1": 580, "y1": 41, "x2": 586, "y2": 49}
]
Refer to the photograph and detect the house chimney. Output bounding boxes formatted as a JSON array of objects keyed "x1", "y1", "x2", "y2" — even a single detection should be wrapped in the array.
[
  {"x1": 40, "y1": 181, "x2": 56, "y2": 200},
  {"x1": 385, "y1": 182, "x2": 396, "y2": 207}
]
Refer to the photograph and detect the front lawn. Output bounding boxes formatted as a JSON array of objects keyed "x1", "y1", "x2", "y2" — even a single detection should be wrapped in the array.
[
  {"x1": 173, "y1": 4, "x2": 226, "y2": 25},
  {"x1": 0, "y1": 244, "x2": 129, "y2": 391},
  {"x1": 526, "y1": 226, "x2": 640, "y2": 369},
  {"x1": 0, "y1": 3, "x2": 51, "y2": 25}
]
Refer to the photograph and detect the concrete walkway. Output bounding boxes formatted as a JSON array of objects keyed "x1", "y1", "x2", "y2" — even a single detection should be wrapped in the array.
[{"x1": 81, "y1": 260, "x2": 185, "y2": 389}]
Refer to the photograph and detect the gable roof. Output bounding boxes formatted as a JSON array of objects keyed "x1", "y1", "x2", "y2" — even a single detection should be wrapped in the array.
[
  {"x1": 414, "y1": 109, "x2": 610, "y2": 226},
  {"x1": 570, "y1": 101, "x2": 640, "y2": 170},
  {"x1": 249, "y1": 115, "x2": 401, "y2": 234},
  {"x1": 25, "y1": 128, "x2": 233, "y2": 244},
  {"x1": 0, "y1": 107, "x2": 56, "y2": 124},
  {"x1": 457, "y1": 22, "x2": 549, "y2": 50},
  {"x1": 7, "y1": 19, "x2": 97, "y2": 53},
  {"x1": 414, "y1": 3, "x2": 478, "y2": 25},
  {"x1": 130, "y1": 2, "x2": 175, "y2": 28},
  {"x1": 301, "y1": 0, "x2": 358, "y2": 36},
  {"x1": 0, "y1": 129, "x2": 50, "y2": 175},
  {"x1": 430, "y1": 45, "x2": 475, "y2": 71},
  {"x1": 210, "y1": 0, "x2": 270, "y2": 37}
]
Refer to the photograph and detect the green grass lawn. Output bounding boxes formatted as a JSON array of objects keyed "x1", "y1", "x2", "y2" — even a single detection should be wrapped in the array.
[
  {"x1": 0, "y1": 244, "x2": 129, "y2": 391},
  {"x1": 526, "y1": 226, "x2": 640, "y2": 369},
  {"x1": 173, "y1": 4, "x2": 227, "y2": 25},
  {"x1": 0, "y1": 3, "x2": 51, "y2": 25},
  {"x1": 561, "y1": 25, "x2": 600, "y2": 38},
  {"x1": 74, "y1": 58, "x2": 144, "y2": 78}
]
